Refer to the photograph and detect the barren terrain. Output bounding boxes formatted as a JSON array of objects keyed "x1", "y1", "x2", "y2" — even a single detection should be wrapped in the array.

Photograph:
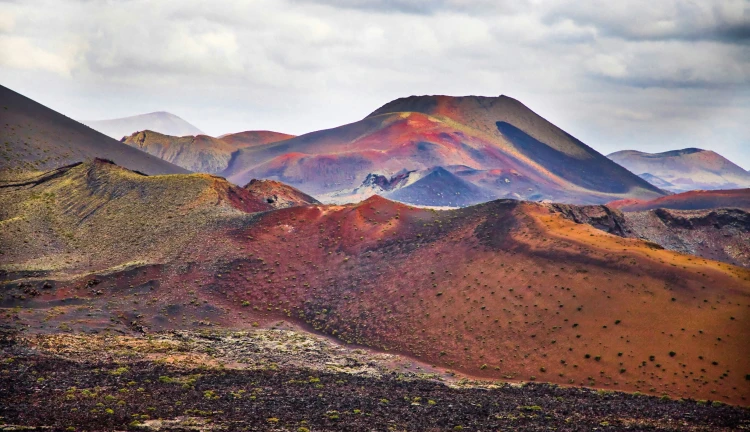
[{"x1": 2, "y1": 161, "x2": 748, "y2": 408}]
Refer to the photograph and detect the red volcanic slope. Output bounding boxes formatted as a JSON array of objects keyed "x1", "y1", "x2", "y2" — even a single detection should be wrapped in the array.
[
  {"x1": 609, "y1": 189, "x2": 750, "y2": 212},
  {"x1": 4, "y1": 162, "x2": 748, "y2": 405},
  {"x1": 220, "y1": 96, "x2": 664, "y2": 204}
]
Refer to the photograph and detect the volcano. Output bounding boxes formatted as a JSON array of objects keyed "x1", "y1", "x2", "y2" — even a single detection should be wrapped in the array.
[{"x1": 217, "y1": 95, "x2": 664, "y2": 205}]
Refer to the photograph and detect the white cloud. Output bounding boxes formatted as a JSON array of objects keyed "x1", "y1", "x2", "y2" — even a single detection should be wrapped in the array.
[
  {"x1": 585, "y1": 54, "x2": 628, "y2": 79},
  {"x1": 0, "y1": 0, "x2": 748, "y2": 168},
  {"x1": 0, "y1": 36, "x2": 78, "y2": 76},
  {"x1": 0, "y1": 9, "x2": 15, "y2": 32}
]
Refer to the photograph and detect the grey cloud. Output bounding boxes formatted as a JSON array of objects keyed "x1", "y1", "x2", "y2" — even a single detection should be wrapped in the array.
[
  {"x1": 545, "y1": 0, "x2": 750, "y2": 43},
  {"x1": 0, "y1": 0, "x2": 748, "y2": 169},
  {"x1": 289, "y1": 0, "x2": 525, "y2": 15},
  {"x1": 582, "y1": 41, "x2": 750, "y2": 90}
]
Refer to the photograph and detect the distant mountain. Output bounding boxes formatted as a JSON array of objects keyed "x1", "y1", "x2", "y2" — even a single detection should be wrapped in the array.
[
  {"x1": 0, "y1": 85, "x2": 188, "y2": 176},
  {"x1": 219, "y1": 95, "x2": 664, "y2": 206},
  {"x1": 608, "y1": 148, "x2": 750, "y2": 192},
  {"x1": 637, "y1": 173, "x2": 674, "y2": 189},
  {"x1": 83, "y1": 111, "x2": 203, "y2": 140},
  {"x1": 608, "y1": 188, "x2": 750, "y2": 212},
  {"x1": 121, "y1": 130, "x2": 294, "y2": 173}
]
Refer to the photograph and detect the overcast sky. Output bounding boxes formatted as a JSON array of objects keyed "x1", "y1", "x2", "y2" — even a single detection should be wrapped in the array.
[{"x1": 1, "y1": 0, "x2": 749, "y2": 167}]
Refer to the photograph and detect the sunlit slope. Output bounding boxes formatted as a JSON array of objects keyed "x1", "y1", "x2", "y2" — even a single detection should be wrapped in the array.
[{"x1": 368, "y1": 95, "x2": 664, "y2": 197}]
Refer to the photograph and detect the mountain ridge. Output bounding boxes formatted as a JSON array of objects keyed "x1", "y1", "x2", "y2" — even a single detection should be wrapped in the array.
[
  {"x1": 120, "y1": 129, "x2": 295, "y2": 173},
  {"x1": 608, "y1": 148, "x2": 750, "y2": 192}
]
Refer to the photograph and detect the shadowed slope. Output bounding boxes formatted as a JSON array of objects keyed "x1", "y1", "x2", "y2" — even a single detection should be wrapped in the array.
[
  {"x1": 82, "y1": 111, "x2": 203, "y2": 139},
  {"x1": 1, "y1": 164, "x2": 748, "y2": 405},
  {"x1": 0, "y1": 85, "x2": 188, "y2": 176},
  {"x1": 609, "y1": 149, "x2": 750, "y2": 192}
]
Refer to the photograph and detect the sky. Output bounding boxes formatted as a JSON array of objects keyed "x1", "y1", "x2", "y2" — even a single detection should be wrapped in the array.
[{"x1": 1, "y1": 0, "x2": 749, "y2": 168}]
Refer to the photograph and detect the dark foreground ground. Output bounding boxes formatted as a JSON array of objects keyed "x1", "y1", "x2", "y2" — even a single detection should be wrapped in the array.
[{"x1": 1, "y1": 331, "x2": 748, "y2": 432}]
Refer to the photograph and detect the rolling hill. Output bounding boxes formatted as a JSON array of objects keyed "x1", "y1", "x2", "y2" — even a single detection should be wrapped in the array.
[
  {"x1": 609, "y1": 148, "x2": 750, "y2": 192},
  {"x1": 121, "y1": 130, "x2": 294, "y2": 173},
  {"x1": 1, "y1": 160, "x2": 748, "y2": 405},
  {"x1": 82, "y1": 111, "x2": 203, "y2": 139},
  {"x1": 218, "y1": 96, "x2": 665, "y2": 205},
  {"x1": 0, "y1": 85, "x2": 188, "y2": 176}
]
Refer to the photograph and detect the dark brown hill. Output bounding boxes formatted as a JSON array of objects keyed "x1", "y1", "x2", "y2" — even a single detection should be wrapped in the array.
[{"x1": 0, "y1": 85, "x2": 188, "y2": 176}]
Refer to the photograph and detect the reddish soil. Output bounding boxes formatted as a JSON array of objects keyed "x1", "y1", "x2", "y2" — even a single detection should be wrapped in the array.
[{"x1": 5, "y1": 187, "x2": 749, "y2": 404}]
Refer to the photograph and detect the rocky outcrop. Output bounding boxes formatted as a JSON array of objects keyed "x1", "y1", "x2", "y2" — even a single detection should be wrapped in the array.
[
  {"x1": 551, "y1": 203, "x2": 750, "y2": 267},
  {"x1": 546, "y1": 204, "x2": 629, "y2": 236},
  {"x1": 360, "y1": 172, "x2": 412, "y2": 191}
]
